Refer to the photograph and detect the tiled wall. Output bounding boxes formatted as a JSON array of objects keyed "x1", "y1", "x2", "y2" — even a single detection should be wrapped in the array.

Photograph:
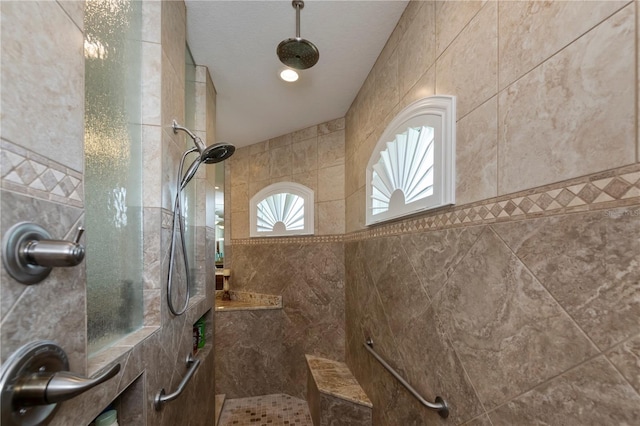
[
  {"x1": 1, "y1": 1, "x2": 217, "y2": 425},
  {"x1": 345, "y1": 1, "x2": 640, "y2": 425},
  {"x1": 228, "y1": 118, "x2": 346, "y2": 238},
  {"x1": 220, "y1": 240, "x2": 345, "y2": 399},
  {"x1": 222, "y1": 120, "x2": 347, "y2": 399}
]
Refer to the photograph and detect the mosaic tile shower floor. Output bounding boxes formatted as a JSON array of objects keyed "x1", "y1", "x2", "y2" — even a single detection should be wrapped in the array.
[{"x1": 218, "y1": 394, "x2": 313, "y2": 426}]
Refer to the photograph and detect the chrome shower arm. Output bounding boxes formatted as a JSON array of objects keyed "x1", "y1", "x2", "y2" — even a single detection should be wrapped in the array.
[
  {"x1": 172, "y1": 120, "x2": 207, "y2": 153},
  {"x1": 294, "y1": 0, "x2": 303, "y2": 39}
]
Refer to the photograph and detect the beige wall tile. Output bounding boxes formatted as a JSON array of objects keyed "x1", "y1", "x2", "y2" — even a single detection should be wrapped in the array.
[
  {"x1": 270, "y1": 133, "x2": 292, "y2": 149},
  {"x1": 345, "y1": 98, "x2": 361, "y2": 159},
  {"x1": 230, "y1": 182, "x2": 248, "y2": 213},
  {"x1": 489, "y1": 356, "x2": 640, "y2": 425},
  {"x1": 318, "y1": 165, "x2": 345, "y2": 202},
  {"x1": 58, "y1": 1, "x2": 84, "y2": 31},
  {"x1": 356, "y1": 74, "x2": 377, "y2": 142},
  {"x1": 292, "y1": 138, "x2": 318, "y2": 175},
  {"x1": 607, "y1": 335, "x2": 640, "y2": 394},
  {"x1": 345, "y1": 186, "x2": 366, "y2": 233},
  {"x1": 206, "y1": 71, "x2": 217, "y2": 147},
  {"x1": 318, "y1": 118, "x2": 345, "y2": 135},
  {"x1": 456, "y1": 97, "x2": 498, "y2": 205},
  {"x1": 142, "y1": 0, "x2": 161, "y2": 43},
  {"x1": 141, "y1": 41, "x2": 162, "y2": 126},
  {"x1": 434, "y1": 229, "x2": 598, "y2": 409},
  {"x1": 1, "y1": 1, "x2": 85, "y2": 172},
  {"x1": 397, "y1": 1, "x2": 436, "y2": 95},
  {"x1": 401, "y1": 63, "x2": 436, "y2": 110},
  {"x1": 248, "y1": 179, "x2": 271, "y2": 199},
  {"x1": 435, "y1": 0, "x2": 486, "y2": 58},
  {"x1": 346, "y1": 136, "x2": 373, "y2": 199},
  {"x1": 492, "y1": 206, "x2": 640, "y2": 350},
  {"x1": 373, "y1": 49, "x2": 399, "y2": 126},
  {"x1": 292, "y1": 125, "x2": 318, "y2": 142},
  {"x1": 249, "y1": 151, "x2": 270, "y2": 182},
  {"x1": 498, "y1": 0, "x2": 629, "y2": 90},
  {"x1": 269, "y1": 145, "x2": 292, "y2": 178},
  {"x1": 162, "y1": 128, "x2": 183, "y2": 210},
  {"x1": 436, "y1": 1, "x2": 497, "y2": 119},
  {"x1": 318, "y1": 130, "x2": 345, "y2": 169},
  {"x1": 249, "y1": 139, "x2": 269, "y2": 155},
  {"x1": 161, "y1": 0, "x2": 186, "y2": 85},
  {"x1": 161, "y1": 48, "x2": 185, "y2": 136},
  {"x1": 498, "y1": 5, "x2": 635, "y2": 195},
  {"x1": 231, "y1": 210, "x2": 249, "y2": 239},
  {"x1": 291, "y1": 170, "x2": 317, "y2": 195},
  {"x1": 142, "y1": 125, "x2": 163, "y2": 207},
  {"x1": 229, "y1": 146, "x2": 250, "y2": 187},
  {"x1": 318, "y1": 200, "x2": 346, "y2": 235}
]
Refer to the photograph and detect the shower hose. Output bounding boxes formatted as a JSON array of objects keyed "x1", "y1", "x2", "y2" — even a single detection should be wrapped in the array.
[{"x1": 167, "y1": 148, "x2": 198, "y2": 316}]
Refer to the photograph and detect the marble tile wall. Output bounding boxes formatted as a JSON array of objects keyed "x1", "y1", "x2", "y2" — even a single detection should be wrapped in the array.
[
  {"x1": 346, "y1": 0, "x2": 637, "y2": 231},
  {"x1": 228, "y1": 118, "x2": 346, "y2": 239},
  {"x1": 1, "y1": 1, "x2": 218, "y2": 425},
  {"x1": 221, "y1": 241, "x2": 345, "y2": 400},
  {"x1": 344, "y1": 1, "x2": 640, "y2": 425}
]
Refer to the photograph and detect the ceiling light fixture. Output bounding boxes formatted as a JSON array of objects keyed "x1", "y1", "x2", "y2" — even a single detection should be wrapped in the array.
[
  {"x1": 276, "y1": 0, "x2": 319, "y2": 70},
  {"x1": 280, "y1": 68, "x2": 299, "y2": 82}
]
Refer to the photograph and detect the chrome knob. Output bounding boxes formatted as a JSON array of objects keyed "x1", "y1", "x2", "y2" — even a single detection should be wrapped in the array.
[{"x1": 2, "y1": 222, "x2": 86, "y2": 284}]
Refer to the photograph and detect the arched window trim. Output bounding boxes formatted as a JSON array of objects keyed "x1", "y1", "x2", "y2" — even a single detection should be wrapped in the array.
[
  {"x1": 366, "y1": 95, "x2": 456, "y2": 226},
  {"x1": 250, "y1": 182, "x2": 315, "y2": 237}
]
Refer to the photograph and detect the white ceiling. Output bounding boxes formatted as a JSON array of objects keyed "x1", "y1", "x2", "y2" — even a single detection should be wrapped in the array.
[{"x1": 185, "y1": 0, "x2": 409, "y2": 148}]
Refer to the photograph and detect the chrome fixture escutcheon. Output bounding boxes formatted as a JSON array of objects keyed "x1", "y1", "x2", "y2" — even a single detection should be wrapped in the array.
[
  {"x1": 0, "y1": 341, "x2": 120, "y2": 426},
  {"x1": 2, "y1": 222, "x2": 85, "y2": 285}
]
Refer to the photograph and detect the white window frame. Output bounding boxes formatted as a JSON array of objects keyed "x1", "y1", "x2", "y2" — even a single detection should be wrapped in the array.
[
  {"x1": 250, "y1": 182, "x2": 315, "y2": 237},
  {"x1": 366, "y1": 95, "x2": 456, "y2": 226}
]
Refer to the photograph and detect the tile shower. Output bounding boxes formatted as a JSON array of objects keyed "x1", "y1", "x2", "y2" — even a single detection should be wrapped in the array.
[
  {"x1": 224, "y1": 1, "x2": 640, "y2": 425},
  {"x1": 1, "y1": 1, "x2": 639, "y2": 426}
]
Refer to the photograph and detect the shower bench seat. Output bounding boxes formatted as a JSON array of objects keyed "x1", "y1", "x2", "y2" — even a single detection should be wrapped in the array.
[{"x1": 305, "y1": 354, "x2": 372, "y2": 426}]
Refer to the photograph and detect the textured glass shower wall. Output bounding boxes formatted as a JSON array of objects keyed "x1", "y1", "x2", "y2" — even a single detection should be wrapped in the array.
[
  {"x1": 84, "y1": 0, "x2": 144, "y2": 354},
  {"x1": 183, "y1": 45, "x2": 198, "y2": 296}
]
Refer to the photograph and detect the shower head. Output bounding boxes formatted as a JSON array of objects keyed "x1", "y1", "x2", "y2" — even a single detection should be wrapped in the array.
[
  {"x1": 172, "y1": 120, "x2": 236, "y2": 189},
  {"x1": 180, "y1": 143, "x2": 235, "y2": 190},
  {"x1": 201, "y1": 143, "x2": 235, "y2": 164},
  {"x1": 277, "y1": 0, "x2": 319, "y2": 70}
]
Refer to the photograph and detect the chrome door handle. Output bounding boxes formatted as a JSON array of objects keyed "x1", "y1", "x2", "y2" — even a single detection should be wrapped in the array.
[
  {"x1": 15, "y1": 364, "x2": 120, "y2": 406},
  {"x1": 0, "y1": 341, "x2": 121, "y2": 426}
]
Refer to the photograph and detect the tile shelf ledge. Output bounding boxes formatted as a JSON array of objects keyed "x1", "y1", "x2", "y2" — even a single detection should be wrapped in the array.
[{"x1": 215, "y1": 290, "x2": 282, "y2": 311}]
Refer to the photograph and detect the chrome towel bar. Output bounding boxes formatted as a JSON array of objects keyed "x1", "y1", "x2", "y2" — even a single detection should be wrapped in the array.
[
  {"x1": 364, "y1": 338, "x2": 449, "y2": 419},
  {"x1": 154, "y1": 354, "x2": 201, "y2": 410}
]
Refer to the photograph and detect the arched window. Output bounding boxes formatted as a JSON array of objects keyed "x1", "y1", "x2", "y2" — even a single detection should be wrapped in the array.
[
  {"x1": 366, "y1": 96, "x2": 456, "y2": 225},
  {"x1": 250, "y1": 182, "x2": 314, "y2": 237}
]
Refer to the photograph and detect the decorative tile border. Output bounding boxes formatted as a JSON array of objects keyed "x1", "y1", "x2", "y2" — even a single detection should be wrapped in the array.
[
  {"x1": 1, "y1": 140, "x2": 83, "y2": 207},
  {"x1": 232, "y1": 234, "x2": 344, "y2": 245},
  {"x1": 232, "y1": 164, "x2": 640, "y2": 245}
]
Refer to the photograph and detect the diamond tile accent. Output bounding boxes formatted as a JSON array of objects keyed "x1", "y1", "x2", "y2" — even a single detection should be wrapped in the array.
[
  {"x1": 603, "y1": 178, "x2": 631, "y2": 199},
  {"x1": 577, "y1": 183, "x2": 601, "y2": 204},
  {"x1": 536, "y1": 193, "x2": 554, "y2": 210},
  {"x1": 555, "y1": 189, "x2": 575, "y2": 207},
  {"x1": 227, "y1": 164, "x2": 640, "y2": 245},
  {"x1": 1, "y1": 141, "x2": 82, "y2": 207}
]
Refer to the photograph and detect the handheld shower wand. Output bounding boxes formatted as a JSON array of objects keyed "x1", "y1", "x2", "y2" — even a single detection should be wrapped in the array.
[{"x1": 167, "y1": 121, "x2": 235, "y2": 316}]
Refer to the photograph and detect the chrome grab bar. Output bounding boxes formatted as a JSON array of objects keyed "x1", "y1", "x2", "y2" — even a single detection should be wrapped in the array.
[
  {"x1": 364, "y1": 338, "x2": 449, "y2": 419},
  {"x1": 154, "y1": 354, "x2": 201, "y2": 410}
]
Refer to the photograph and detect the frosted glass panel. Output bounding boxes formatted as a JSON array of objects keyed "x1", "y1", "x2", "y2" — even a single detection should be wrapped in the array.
[
  {"x1": 85, "y1": 0, "x2": 143, "y2": 354},
  {"x1": 183, "y1": 45, "x2": 198, "y2": 295}
]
